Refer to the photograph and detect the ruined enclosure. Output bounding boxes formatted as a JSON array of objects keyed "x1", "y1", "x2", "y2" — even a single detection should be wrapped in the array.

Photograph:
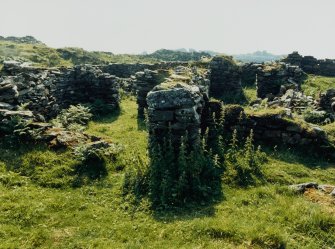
[
  {"x1": 284, "y1": 51, "x2": 335, "y2": 77},
  {"x1": 0, "y1": 62, "x2": 120, "y2": 121},
  {"x1": 209, "y1": 55, "x2": 242, "y2": 99}
]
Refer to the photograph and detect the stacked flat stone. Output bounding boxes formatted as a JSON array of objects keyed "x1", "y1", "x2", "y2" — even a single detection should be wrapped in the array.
[
  {"x1": 283, "y1": 52, "x2": 335, "y2": 77},
  {"x1": 256, "y1": 63, "x2": 306, "y2": 99},
  {"x1": 319, "y1": 89, "x2": 335, "y2": 113},
  {"x1": 55, "y1": 65, "x2": 120, "y2": 112},
  {"x1": 135, "y1": 69, "x2": 161, "y2": 118},
  {"x1": 0, "y1": 62, "x2": 120, "y2": 121},
  {"x1": 147, "y1": 82, "x2": 204, "y2": 149},
  {"x1": 240, "y1": 63, "x2": 262, "y2": 86},
  {"x1": 209, "y1": 55, "x2": 242, "y2": 98}
]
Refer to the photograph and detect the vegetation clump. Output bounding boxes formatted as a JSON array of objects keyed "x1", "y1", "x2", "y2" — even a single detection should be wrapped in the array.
[{"x1": 51, "y1": 104, "x2": 93, "y2": 132}]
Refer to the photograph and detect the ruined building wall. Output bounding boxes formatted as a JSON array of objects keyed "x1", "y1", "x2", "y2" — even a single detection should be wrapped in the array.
[
  {"x1": 146, "y1": 82, "x2": 204, "y2": 149},
  {"x1": 0, "y1": 63, "x2": 120, "y2": 120},
  {"x1": 209, "y1": 56, "x2": 242, "y2": 98},
  {"x1": 283, "y1": 52, "x2": 335, "y2": 77},
  {"x1": 256, "y1": 63, "x2": 306, "y2": 99}
]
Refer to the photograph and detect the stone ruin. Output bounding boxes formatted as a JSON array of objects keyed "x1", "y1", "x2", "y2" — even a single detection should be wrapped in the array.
[
  {"x1": 146, "y1": 81, "x2": 335, "y2": 159},
  {"x1": 147, "y1": 82, "x2": 204, "y2": 149},
  {"x1": 256, "y1": 63, "x2": 307, "y2": 99},
  {"x1": 135, "y1": 69, "x2": 163, "y2": 118},
  {"x1": 319, "y1": 89, "x2": 335, "y2": 113},
  {"x1": 283, "y1": 52, "x2": 335, "y2": 77},
  {"x1": 209, "y1": 55, "x2": 242, "y2": 98},
  {"x1": 0, "y1": 61, "x2": 120, "y2": 122}
]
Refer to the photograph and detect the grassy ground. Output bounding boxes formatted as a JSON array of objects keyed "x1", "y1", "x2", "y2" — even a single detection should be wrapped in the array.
[
  {"x1": 1, "y1": 98, "x2": 335, "y2": 248},
  {"x1": 301, "y1": 75, "x2": 335, "y2": 98}
]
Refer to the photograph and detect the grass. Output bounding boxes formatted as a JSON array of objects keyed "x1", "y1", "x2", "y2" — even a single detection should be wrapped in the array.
[
  {"x1": 301, "y1": 74, "x2": 335, "y2": 98},
  {"x1": 1, "y1": 97, "x2": 335, "y2": 248}
]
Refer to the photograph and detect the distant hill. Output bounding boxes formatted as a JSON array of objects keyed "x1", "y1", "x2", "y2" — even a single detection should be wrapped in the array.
[
  {"x1": 233, "y1": 51, "x2": 285, "y2": 63},
  {"x1": 0, "y1": 36, "x2": 158, "y2": 67},
  {"x1": 144, "y1": 49, "x2": 211, "y2": 62},
  {"x1": 0, "y1": 35, "x2": 44, "y2": 45}
]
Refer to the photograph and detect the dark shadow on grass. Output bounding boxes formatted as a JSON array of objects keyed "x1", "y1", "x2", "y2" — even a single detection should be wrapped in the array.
[
  {"x1": 262, "y1": 144, "x2": 334, "y2": 169},
  {"x1": 137, "y1": 116, "x2": 147, "y2": 131},
  {"x1": 151, "y1": 195, "x2": 224, "y2": 222},
  {"x1": 72, "y1": 153, "x2": 108, "y2": 187},
  {"x1": 92, "y1": 107, "x2": 122, "y2": 124},
  {"x1": 215, "y1": 91, "x2": 248, "y2": 105}
]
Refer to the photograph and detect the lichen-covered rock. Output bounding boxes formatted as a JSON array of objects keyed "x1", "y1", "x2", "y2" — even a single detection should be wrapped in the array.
[{"x1": 147, "y1": 82, "x2": 204, "y2": 147}]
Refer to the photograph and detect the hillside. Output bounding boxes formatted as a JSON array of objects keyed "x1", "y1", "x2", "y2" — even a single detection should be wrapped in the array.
[{"x1": 234, "y1": 51, "x2": 285, "y2": 63}]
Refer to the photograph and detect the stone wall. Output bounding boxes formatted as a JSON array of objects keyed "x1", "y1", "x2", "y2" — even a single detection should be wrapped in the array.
[
  {"x1": 135, "y1": 69, "x2": 164, "y2": 118},
  {"x1": 319, "y1": 88, "x2": 335, "y2": 113},
  {"x1": 256, "y1": 63, "x2": 306, "y2": 99},
  {"x1": 0, "y1": 62, "x2": 120, "y2": 121},
  {"x1": 147, "y1": 82, "x2": 204, "y2": 149},
  {"x1": 283, "y1": 52, "x2": 335, "y2": 77},
  {"x1": 101, "y1": 61, "x2": 189, "y2": 78},
  {"x1": 201, "y1": 100, "x2": 335, "y2": 158},
  {"x1": 240, "y1": 63, "x2": 261, "y2": 86},
  {"x1": 209, "y1": 56, "x2": 242, "y2": 98}
]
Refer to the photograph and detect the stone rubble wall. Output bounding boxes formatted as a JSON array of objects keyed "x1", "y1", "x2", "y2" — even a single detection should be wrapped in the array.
[
  {"x1": 146, "y1": 82, "x2": 204, "y2": 149},
  {"x1": 256, "y1": 63, "x2": 307, "y2": 99},
  {"x1": 283, "y1": 52, "x2": 335, "y2": 77},
  {"x1": 0, "y1": 62, "x2": 120, "y2": 121},
  {"x1": 135, "y1": 69, "x2": 164, "y2": 118},
  {"x1": 209, "y1": 56, "x2": 242, "y2": 98},
  {"x1": 100, "y1": 61, "x2": 189, "y2": 78},
  {"x1": 201, "y1": 100, "x2": 335, "y2": 157},
  {"x1": 319, "y1": 88, "x2": 335, "y2": 113}
]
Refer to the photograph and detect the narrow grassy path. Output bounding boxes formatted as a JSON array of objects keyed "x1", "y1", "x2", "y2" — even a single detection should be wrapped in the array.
[{"x1": 87, "y1": 97, "x2": 148, "y2": 156}]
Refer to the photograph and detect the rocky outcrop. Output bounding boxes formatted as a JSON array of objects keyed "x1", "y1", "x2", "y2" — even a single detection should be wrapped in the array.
[
  {"x1": 209, "y1": 56, "x2": 242, "y2": 98},
  {"x1": 256, "y1": 63, "x2": 306, "y2": 99},
  {"x1": 283, "y1": 52, "x2": 335, "y2": 77},
  {"x1": 147, "y1": 82, "x2": 204, "y2": 148}
]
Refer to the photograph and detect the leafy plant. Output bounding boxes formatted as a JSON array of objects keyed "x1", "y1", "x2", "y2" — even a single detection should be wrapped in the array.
[{"x1": 51, "y1": 104, "x2": 92, "y2": 130}]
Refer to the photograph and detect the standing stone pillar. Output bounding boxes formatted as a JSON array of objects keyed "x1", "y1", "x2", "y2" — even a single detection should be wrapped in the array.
[
  {"x1": 135, "y1": 69, "x2": 161, "y2": 118},
  {"x1": 209, "y1": 55, "x2": 242, "y2": 99},
  {"x1": 146, "y1": 82, "x2": 204, "y2": 149}
]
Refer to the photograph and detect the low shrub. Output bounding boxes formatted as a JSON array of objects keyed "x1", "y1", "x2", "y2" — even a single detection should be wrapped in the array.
[{"x1": 52, "y1": 104, "x2": 92, "y2": 131}]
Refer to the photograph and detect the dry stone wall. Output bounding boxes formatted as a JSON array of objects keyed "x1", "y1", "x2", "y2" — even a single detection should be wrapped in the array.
[
  {"x1": 147, "y1": 82, "x2": 204, "y2": 149},
  {"x1": 283, "y1": 52, "x2": 335, "y2": 77},
  {"x1": 135, "y1": 69, "x2": 163, "y2": 118},
  {"x1": 201, "y1": 100, "x2": 335, "y2": 158},
  {"x1": 256, "y1": 63, "x2": 306, "y2": 99},
  {"x1": 0, "y1": 62, "x2": 120, "y2": 121},
  {"x1": 209, "y1": 56, "x2": 242, "y2": 98}
]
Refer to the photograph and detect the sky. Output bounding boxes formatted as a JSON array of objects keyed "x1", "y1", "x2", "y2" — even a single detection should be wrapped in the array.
[{"x1": 1, "y1": 0, "x2": 335, "y2": 58}]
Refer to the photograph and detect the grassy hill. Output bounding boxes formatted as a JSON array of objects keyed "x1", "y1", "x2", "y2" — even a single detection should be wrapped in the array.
[{"x1": 0, "y1": 37, "x2": 212, "y2": 68}]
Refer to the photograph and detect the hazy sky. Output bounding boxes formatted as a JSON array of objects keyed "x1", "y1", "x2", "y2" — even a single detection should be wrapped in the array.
[{"x1": 1, "y1": 0, "x2": 334, "y2": 58}]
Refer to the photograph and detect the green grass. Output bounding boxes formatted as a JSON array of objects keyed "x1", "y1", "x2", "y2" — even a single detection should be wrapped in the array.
[
  {"x1": 1, "y1": 97, "x2": 335, "y2": 248},
  {"x1": 301, "y1": 74, "x2": 335, "y2": 98}
]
